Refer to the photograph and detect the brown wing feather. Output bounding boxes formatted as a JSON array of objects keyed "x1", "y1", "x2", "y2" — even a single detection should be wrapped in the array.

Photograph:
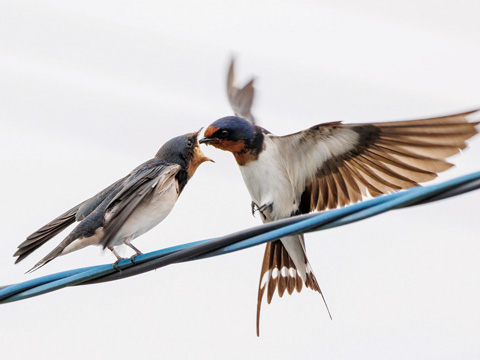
[{"x1": 299, "y1": 110, "x2": 479, "y2": 212}]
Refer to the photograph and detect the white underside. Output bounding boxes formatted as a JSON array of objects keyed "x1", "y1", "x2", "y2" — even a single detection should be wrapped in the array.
[
  {"x1": 62, "y1": 228, "x2": 105, "y2": 255},
  {"x1": 240, "y1": 137, "x2": 313, "y2": 280},
  {"x1": 240, "y1": 137, "x2": 297, "y2": 219},
  {"x1": 62, "y1": 179, "x2": 179, "y2": 255},
  {"x1": 109, "y1": 179, "x2": 179, "y2": 246}
]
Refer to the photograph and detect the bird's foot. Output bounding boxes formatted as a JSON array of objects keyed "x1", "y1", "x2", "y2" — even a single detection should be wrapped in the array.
[
  {"x1": 129, "y1": 248, "x2": 144, "y2": 264},
  {"x1": 251, "y1": 202, "x2": 270, "y2": 218},
  {"x1": 129, "y1": 253, "x2": 140, "y2": 264},
  {"x1": 112, "y1": 259, "x2": 123, "y2": 271},
  {"x1": 108, "y1": 246, "x2": 123, "y2": 270},
  {"x1": 124, "y1": 240, "x2": 143, "y2": 260}
]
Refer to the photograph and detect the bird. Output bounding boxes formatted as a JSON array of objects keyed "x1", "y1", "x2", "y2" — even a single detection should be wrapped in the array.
[
  {"x1": 14, "y1": 130, "x2": 213, "y2": 272},
  {"x1": 200, "y1": 59, "x2": 479, "y2": 336}
]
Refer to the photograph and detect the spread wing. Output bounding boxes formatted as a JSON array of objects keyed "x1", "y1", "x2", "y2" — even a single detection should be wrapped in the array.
[
  {"x1": 99, "y1": 161, "x2": 181, "y2": 249},
  {"x1": 226, "y1": 58, "x2": 256, "y2": 124},
  {"x1": 14, "y1": 177, "x2": 126, "y2": 263},
  {"x1": 271, "y1": 109, "x2": 479, "y2": 212}
]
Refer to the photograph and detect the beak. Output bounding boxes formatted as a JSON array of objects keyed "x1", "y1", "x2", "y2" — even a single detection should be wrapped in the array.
[
  {"x1": 199, "y1": 137, "x2": 217, "y2": 145},
  {"x1": 195, "y1": 127, "x2": 204, "y2": 136},
  {"x1": 194, "y1": 145, "x2": 215, "y2": 163}
]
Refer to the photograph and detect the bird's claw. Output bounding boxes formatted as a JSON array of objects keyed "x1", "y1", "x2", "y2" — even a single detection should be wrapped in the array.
[
  {"x1": 251, "y1": 202, "x2": 270, "y2": 218},
  {"x1": 112, "y1": 259, "x2": 122, "y2": 271}
]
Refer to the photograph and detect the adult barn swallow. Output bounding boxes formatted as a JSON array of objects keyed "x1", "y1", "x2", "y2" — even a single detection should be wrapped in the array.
[
  {"x1": 200, "y1": 59, "x2": 479, "y2": 335},
  {"x1": 14, "y1": 130, "x2": 212, "y2": 272}
]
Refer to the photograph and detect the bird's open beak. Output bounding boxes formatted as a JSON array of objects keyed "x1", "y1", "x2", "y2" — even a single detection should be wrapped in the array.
[
  {"x1": 195, "y1": 146, "x2": 215, "y2": 163},
  {"x1": 199, "y1": 137, "x2": 218, "y2": 145},
  {"x1": 203, "y1": 154, "x2": 215, "y2": 163}
]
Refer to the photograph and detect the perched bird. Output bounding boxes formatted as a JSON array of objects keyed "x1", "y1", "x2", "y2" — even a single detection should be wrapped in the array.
[
  {"x1": 200, "y1": 59, "x2": 479, "y2": 335},
  {"x1": 14, "y1": 130, "x2": 212, "y2": 272}
]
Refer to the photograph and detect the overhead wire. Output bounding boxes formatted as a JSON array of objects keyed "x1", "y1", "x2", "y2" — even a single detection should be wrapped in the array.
[{"x1": 1, "y1": 171, "x2": 479, "y2": 304}]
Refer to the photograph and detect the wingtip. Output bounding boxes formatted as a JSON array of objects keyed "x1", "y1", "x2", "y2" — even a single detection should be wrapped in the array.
[
  {"x1": 227, "y1": 57, "x2": 235, "y2": 88},
  {"x1": 13, "y1": 248, "x2": 33, "y2": 264},
  {"x1": 228, "y1": 54, "x2": 237, "y2": 69},
  {"x1": 25, "y1": 262, "x2": 43, "y2": 274},
  {"x1": 464, "y1": 108, "x2": 480, "y2": 117}
]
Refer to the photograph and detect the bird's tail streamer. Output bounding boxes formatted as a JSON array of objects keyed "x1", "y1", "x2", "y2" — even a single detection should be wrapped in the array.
[{"x1": 0, "y1": 171, "x2": 479, "y2": 304}]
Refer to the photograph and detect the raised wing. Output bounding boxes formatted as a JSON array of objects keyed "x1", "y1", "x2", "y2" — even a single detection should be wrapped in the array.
[
  {"x1": 14, "y1": 177, "x2": 126, "y2": 264},
  {"x1": 226, "y1": 58, "x2": 256, "y2": 124},
  {"x1": 272, "y1": 109, "x2": 479, "y2": 212},
  {"x1": 99, "y1": 161, "x2": 181, "y2": 249}
]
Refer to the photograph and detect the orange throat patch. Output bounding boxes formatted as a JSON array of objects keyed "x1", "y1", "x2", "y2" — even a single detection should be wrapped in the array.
[
  {"x1": 207, "y1": 139, "x2": 257, "y2": 166},
  {"x1": 211, "y1": 139, "x2": 245, "y2": 153},
  {"x1": 233, "y1": 151, "x2": 257, "y2": 166},
  {"x1": 187, "y1": 146, "x2": 211, "y2": 178}
]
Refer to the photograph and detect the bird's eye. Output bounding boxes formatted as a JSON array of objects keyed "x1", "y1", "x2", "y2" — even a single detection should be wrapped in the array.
[
  {"x1": 221, "y1": 130, "x2": 229, "y2": 138},
  {"x1": 187, "y1": 139, "x2": 193, "y2": 148}
]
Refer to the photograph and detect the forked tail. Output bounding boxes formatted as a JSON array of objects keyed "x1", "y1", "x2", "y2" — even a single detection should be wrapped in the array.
[{"x1": 256, "y1": 235, "x2": 332, "y2": 336}]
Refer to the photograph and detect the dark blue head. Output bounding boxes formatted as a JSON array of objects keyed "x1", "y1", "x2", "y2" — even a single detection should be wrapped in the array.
[
  {"x1": 199, "y1": 116, "x2": 265, "y2": 165},
  {"x1": 156, "y1": 130, "x2": 213, "y2": 178}
]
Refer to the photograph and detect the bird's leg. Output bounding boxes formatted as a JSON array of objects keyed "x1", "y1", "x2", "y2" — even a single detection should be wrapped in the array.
[
  {"x1": 251, "y1": 202, "x2": 272, "y2": 220},
  {"x1": 124, "y1": 237, "x2": 143, "y2": 263},
  {"x1": 108, "y1": 246, "x2": 123, "y2": 270}
]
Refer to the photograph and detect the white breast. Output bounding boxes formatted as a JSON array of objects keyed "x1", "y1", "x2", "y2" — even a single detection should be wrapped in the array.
[
  {"x1": 109, "y1": 179, "x2": 179, "y2": 246},
  {"x1": 239, "y1": 136, "x2": 297, "y2": 221}
]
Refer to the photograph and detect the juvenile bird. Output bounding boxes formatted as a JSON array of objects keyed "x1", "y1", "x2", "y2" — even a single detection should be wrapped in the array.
[
  {"x1": 15, "y1": 130, "x2": 212, "y2": 272},
  {"x1": 200, "y1": 59, "x2": 479, "y2": 335}
]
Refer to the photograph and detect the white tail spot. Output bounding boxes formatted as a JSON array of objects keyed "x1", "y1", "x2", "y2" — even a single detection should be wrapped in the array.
[
  {"x1": 272, "y1": 268, "x2": 279, "y2": 279},
  {"x1": 260, "y1": 270, "x2": 272, "y2": 288}
]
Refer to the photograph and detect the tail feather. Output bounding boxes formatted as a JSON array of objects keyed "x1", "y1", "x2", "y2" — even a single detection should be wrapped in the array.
[
  {"x1": 266, "y1": 244, "x2": 279, "y2": 304},
  {"x1": 14, "y1": 204, "x2": 81, "y2": 263},
  {"x1": 14, "y1": 244, "x2": 44, "y2": 265},
  {"x1": 277, "y1": 247, "x2": 288, "y2": 297},
  {"x1": 305, "y1": 264, "x2": 332, "y2": 320},
  {"x1": 256, "y1": 238, "x2": 331, "y2": 336},
  {"x1": 26, "y1": 246, "x2": 64, "y2": 274}
]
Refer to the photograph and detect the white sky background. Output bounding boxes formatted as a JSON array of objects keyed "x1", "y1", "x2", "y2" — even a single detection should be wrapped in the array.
[{"x1": 0, "y1": 0, "x2": 479, "y2": 358}]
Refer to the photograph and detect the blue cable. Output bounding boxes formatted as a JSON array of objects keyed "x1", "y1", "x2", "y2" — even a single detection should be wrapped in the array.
[{"x1": 1, "y1": 171, "x2": 479, "y2": 304}]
